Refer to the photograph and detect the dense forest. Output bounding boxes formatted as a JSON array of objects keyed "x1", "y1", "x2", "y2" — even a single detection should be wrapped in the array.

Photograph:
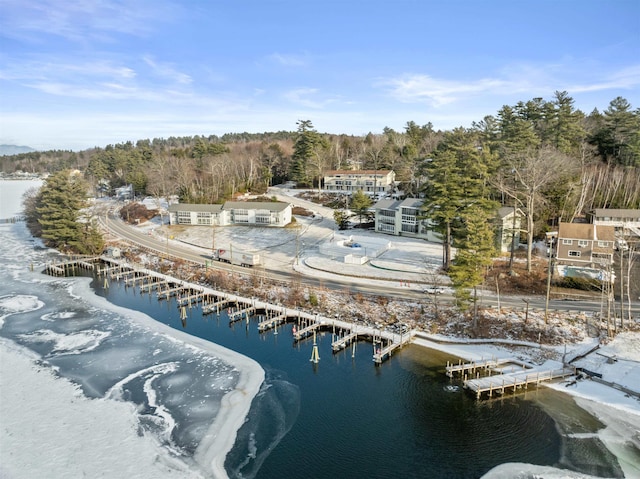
[
  {"x1": 10, "y1": 92, "x2": 639, "y2": 313},
  {"x1": 4, "y1": 92, "x2": 640, "y2": 232}
]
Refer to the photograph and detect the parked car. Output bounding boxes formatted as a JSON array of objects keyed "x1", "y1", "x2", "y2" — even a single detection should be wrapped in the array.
[{"x1": 422, "y1": 287, "x2": 444, "y2": 295}]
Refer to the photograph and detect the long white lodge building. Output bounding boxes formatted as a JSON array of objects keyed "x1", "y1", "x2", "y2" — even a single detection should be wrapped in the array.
[{"x1": 168, "y1": 201, "x2": 292, "y2": 227}]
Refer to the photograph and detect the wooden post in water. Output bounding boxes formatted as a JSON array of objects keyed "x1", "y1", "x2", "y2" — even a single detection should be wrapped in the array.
[{"x1": 310, "y1": 330, "x2": 320, "y2": 364}]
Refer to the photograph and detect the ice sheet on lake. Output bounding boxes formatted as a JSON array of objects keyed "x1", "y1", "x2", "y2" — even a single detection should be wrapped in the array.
[{"x1": 0, "y1": 221, "x2": 264, "y2": 479}]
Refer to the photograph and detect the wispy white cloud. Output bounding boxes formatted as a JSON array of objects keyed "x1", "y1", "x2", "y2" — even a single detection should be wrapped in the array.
[
  {"x1": 143, "y1": 56, "x2": 192, "y2": 85},
  {"x1": 281, "y1": 87, "x2": 343, "y2": 109},
  {"x1": 282, "y1": 88, "x2": 324, "y2": 108},
  {"x1": 1, "y1": 55, "x2": 202, "y2": 103},
  {"x1": 267, "y1": 53, "x2": 308, "y2": 67},
  {"x1": 567, "y1": 65, "x2": 640, "y2": 93},
  {"x1": 0, "y1": 0, "x2": 179, "y2": 42},
  {"x1": 0, "y1": 60, "x2": 136, "y2": 82},
  {"x1": 381, "y1": 63, "x2": 640, "y2": 106},
  {"x1": 381, "y1": 74, "x2": 527, "y2": 106}
]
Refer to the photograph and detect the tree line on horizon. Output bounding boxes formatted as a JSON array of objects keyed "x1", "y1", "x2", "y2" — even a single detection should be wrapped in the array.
[{"x1": 14, "y1": 91, "x2": 640, "y2": 321}]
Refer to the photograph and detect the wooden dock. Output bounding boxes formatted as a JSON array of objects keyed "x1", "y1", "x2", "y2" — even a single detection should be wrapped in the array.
[
  {"x1": 157, "y1": 285, "x2": 186, "y2": 299},
  {"x1": 293, "y1": 322, "x2": 321, "y2": 342},
  {"x1": 258, "y1": 314, "x2": 288, "y2": 332},
  {"x1": 332, "y1": 331, "x2": 359, "y2": 352},
  {"x1": 44, "y1": 257, "x2": 416, "y2": 368},
  {"x1": 373, "y1": 334, "x2": 411, "y2": 364},
  {"x1": 229, "y1": 306, "x2": 256, "y2": 323},
  {"x1": 124, "y1": 274, "x2": 154, "y2": 286},
  {"x1": 139, "y1": 279, "x2": 168, "y2": 293},
  {"x1": 45, "y1": 257, "x2": 98, "y2": 276},
  {"x1": 463, "y1": 367, "x2": 575, "y2": 399},
  {"x1": 202, "y1": 299, "x2": 229, "y2": 315},
  {"x1": 445, "y1": 357, "x2": 513, "y2": 378},
  {"x1": 177, "y1": 291, "x2": 206, "y2": 307}
]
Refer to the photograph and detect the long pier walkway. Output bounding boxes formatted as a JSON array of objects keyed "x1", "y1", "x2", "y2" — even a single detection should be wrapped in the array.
[{"x1": 43, "y1": 256, "x2": 415, "y2": 366}]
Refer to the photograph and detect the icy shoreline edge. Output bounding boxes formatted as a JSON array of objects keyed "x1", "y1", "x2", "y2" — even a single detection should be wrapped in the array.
[
  {"x1": 73, "y1": 278, "x2": 266, "y2": 478},
  {"x1": 2, "y1": 259, "x2": 638, "y2": 478}
]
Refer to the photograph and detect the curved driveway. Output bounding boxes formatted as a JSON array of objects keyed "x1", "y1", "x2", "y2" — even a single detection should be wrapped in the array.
[{"x1": 100, "y1": 204, "x2": 640, "y2": 318}]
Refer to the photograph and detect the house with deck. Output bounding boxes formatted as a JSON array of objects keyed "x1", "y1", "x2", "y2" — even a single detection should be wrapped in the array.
[
  {"x1": 555, "y1": 222, "x2": 615, "y2": 280},
  {"x1": 588, "y1": 208, "x2": 640, "y2": 238},
  {"x1": 323, "y1": 170, "x2": 396, "y2": 197}
]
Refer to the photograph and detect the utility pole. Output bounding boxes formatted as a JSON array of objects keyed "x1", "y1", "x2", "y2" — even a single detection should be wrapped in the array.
[{"x1": 544, "y1": 232, "x2": 556, "y2": 324}]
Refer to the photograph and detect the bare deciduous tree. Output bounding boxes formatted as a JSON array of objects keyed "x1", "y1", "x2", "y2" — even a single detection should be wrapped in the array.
[{"x1": 493, "y1": 146, "x2": 577, "y2": 272}]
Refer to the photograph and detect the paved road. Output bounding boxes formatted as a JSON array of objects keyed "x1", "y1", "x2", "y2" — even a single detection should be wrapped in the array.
[{"x1": 100, "y1": 210, "x2": 640, "y2": 318}]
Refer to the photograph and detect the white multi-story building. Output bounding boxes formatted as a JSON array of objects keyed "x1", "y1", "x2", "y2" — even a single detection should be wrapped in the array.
[
  {"x1": 323, "y1": 170, "x2": 395, "y2": 196},
  {"x1": 588, "y1": 208, "x2": 640, "y2": 237},
  {"x1": 169, "y1": 201, "x2": 291, "y2": 227},
  {"x1": 372, "y1": 198, "x2": 438, "y2": 241}
]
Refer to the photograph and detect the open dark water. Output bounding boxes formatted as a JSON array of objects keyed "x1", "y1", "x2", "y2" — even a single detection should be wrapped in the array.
[{"x1": 93, "y1": 278, "x2": 566, "y2": 479}]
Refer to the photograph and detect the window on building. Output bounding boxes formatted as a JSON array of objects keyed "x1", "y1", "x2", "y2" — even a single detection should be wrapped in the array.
[
  {"x1": 578, "y1": 240, "x2": 589, "y2": 247},
  {"x1": 196, "y1": 211, "x2": 211, "y2": 225},
  {"x1": 177, "y1": 211, "x2": 191, "y2": 224},
  {"x1": 401, "y1": 224, "x2": 418, "y2": 233},
  {"x1": 568, "y1": 250, "x2": 581, "y2": 257},
  {"x1": 562, "y1": 239, "x2": 573, "y2": 245},
  {"x1": 597, "y1": 241, "x2": 609, "y2": 247}
]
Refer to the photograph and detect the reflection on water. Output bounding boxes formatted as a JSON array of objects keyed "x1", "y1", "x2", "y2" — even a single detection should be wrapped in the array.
[{"x1": 97, "y1": 276, "x2": 562, "y2": 478}]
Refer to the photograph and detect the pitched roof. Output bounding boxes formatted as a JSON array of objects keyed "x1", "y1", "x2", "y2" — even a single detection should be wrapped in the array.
[
  {"x1": 168, "y1": 201, "x2": 290, "y2": 213},
  {"x1": 558, "y1": 222, "x2": 615, "y2": 241},
  {"x1": 168, "y1": 203, "x2": 223, "y2": 213},
  {"x1": 592, "y1": 209, "x2": 640, "y2": 219},
  {"x1": 373, "y1": 198, "x2": 422, "y2": 211},
  {"x1": 223, "y1": 201, "x2": 290, "y2": 212},
  {"x1": 496, "y1": 206, "x2": 524, "y2": 219}
]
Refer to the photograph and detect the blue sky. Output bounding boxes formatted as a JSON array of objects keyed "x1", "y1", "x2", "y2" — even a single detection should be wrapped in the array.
[{"x1": 1, "y1": 0, "x2": 638, "y2": 151}]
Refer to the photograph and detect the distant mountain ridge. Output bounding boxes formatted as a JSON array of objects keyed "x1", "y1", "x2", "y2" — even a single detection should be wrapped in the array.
[{"x1": 0, "y1": 144, "x2": 36, "y2": 156}]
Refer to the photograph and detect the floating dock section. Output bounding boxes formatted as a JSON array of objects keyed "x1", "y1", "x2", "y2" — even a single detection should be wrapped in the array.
[
  {"x1": 446, "y1": 357, "x2": 575, "y2": 399},
  {"x1": 463, "y1": 368, "x2": 575, "y2": 399}
]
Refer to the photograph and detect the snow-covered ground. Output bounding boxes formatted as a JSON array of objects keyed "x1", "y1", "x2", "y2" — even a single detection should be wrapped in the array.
[
  {"x1": 0, "y1": 211, "x2": 264, "y2": 479},
  {"x1": 411, "y1": 334, "x2": 640, "y2": 478},
  {"x1": 0, "y1": 282, "x2": 265, "y2": 479},
  {"x1": 2, "y1": 182, "x2": 639, "y2": 478}
]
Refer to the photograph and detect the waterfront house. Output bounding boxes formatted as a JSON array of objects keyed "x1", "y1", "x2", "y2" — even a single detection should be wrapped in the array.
[
  {"x1": 588, "y1": 208, "x2": 640, "y2": 238},
  {"x1": 555, "y1": 222, "x2": 615, "y2": 280}
]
